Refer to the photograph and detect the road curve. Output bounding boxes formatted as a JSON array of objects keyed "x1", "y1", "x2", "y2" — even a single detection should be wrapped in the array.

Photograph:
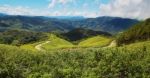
[
  {"x1": 35, "y1": 41, "x2": 50, "y2": 51},
  {"x1": 103, "y1": 40, "x2": 117, "y2": 48}
]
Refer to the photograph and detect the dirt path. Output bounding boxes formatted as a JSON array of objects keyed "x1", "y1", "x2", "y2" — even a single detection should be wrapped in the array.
[
  {"x1": 103, "y1": 40, "x2": 117, "y2": 48},
  {"x1": 35, "y1": 41, "x2": 50, "y2": 51}
]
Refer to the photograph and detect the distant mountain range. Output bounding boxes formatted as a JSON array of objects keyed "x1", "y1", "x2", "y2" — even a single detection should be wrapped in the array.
[
  {"x1": 48, "y1": 16, "x2": 85, "y2": 20},
  {"x1": 70, "y1": 16, "x2": 139, "y2": 34},
  {"x1": 0, "y1": 13, "x2": 139, "y2": 34}
]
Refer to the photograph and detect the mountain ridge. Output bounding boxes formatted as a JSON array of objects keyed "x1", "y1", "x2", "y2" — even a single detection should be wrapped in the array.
[{"x1": 0, "y1": 14, "x2": 139, "y2": 34}]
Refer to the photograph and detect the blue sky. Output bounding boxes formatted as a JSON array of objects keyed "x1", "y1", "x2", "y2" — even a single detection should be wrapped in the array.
[
  {"x1": 0, "y1": 0, "x2": 149, "y2": 19},
  {"x1": 0, "y1": 0, "x2": 110, "y2": 17}
]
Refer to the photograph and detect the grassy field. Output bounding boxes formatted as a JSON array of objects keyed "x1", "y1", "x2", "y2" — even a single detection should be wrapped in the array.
[
  {"x1": 20, "y1": 34, "x2": 112, "y2": 51},
  {"x1": 20, "y1": 42, "x2": 42, "y2": 51},
  {"x1": 20, "y1": 34, "x2": 74, "y2": 51},
  {"x1": 42, "y1": 34, "x2": 75, "y2": 50},
  {"x1": 121, "y1": 40, "x2": 150, "y2": 51},
  {"x1": 78, "y1": 36, "x2": 112, "y2": 47},
  {"x1": 0, "y1": 40, "x2": 150, "y2": 78}
]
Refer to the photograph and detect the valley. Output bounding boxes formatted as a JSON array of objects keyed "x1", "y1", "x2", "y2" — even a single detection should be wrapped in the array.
[
  {"x1": 0, "y1": 14, "x2": 150, "y2": 78},
  {"x1": 0, "y1": 0, "x2": 150, "y2": 77}
]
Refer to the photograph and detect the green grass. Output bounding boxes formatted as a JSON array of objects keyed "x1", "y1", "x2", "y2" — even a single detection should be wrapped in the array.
[
  {"x1": 42, "y1": 34, "x2": 75, "y2": 50},
  {"x1": 20, "y1": 34, "x2": 113, "y2": 51},
  {"x1": 20, "y1": 42, "x2": 43, "y2": 51},
  {"x1": 121, "y1": 40, "x2": 150, "y2": 51},
  {"x1": 78, "y1": 36, "x2": 112, "y2": 47},
  {"x1": 20, "y1": 34, "x2": 74, "y2": 51}
]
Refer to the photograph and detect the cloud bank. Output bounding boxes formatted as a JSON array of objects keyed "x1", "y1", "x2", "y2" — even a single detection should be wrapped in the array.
[{"x1": 99, "y1": 0, "x2": 150, "y2": 19}]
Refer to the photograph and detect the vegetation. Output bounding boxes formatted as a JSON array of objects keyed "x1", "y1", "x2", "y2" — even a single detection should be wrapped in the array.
[
  {"x1": 0, "y1": 30, "x2": 47, "y2": 46},
  {"x1": 70, "y1": 16, "x2": 138, "y2": 34},
  {"x1": 42, "y1": 34, "x2": 74, "y2": 50},
  {"x1": 0, "y1": 40, "x2": 150, "y2": 78},
  {"x1": 0, "y1": 15, "x2": 138, "y2": 34},
  {"x1": 0, "y1": 13, "x2": 149, "y2": 78},
  {"x1": 78, "y1": 36, "x2": 112, "y2": 47},
  {"x1": 61, "y1": 28, "x2": 112, "y2": 42},
  {"x1": 117, "y1": 18, "x2": 150, "y2": 45}
]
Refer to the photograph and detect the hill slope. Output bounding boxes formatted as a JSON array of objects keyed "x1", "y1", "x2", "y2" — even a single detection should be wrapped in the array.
[
  {"x1": 61, "y1": 28, "x2": 112, "y2": 41},
  {"x1": 117, "y1": 18, "x2": 150, "y2": 45},
  {"x1": 21, "y1": 34, "x2": 74, "y2": 51},
  {"x1": 71, "y1": 16, "x2": 139, "y2": 34},
  {"x1": 0, "y1": 30, "x2": 47, "y2": 45},
  {"x1": 78, "y1": 36, "x2": 112, "y2": 47},
  {"x1": 0, "y1": 15, "x2": 74, "y2": 32}
]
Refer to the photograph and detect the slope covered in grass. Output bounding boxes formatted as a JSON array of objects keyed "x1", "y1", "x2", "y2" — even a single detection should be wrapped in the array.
[
  {"x1": 1, "y1": 41, "x2": 150, "y2": 78},
  {"x1": 78, "y1": 36, "x2": 112, "y2": 47},
  {"x1": 61, "y1": 28, "x2": 112, "y2": 41},
  {"x1": 21, "y1": 34, "x2": 74, "y2": 51},
  {"x1": 117, "y1": 18, "x2": 150, "y2": 45},
  {"x1": 121, "y1": 40, "x2": 150, "y2": 51},
  {"x1": 42, "y1": 34, "x2": 74, "y2": 50},
  {"x1": 20, "y1": 42, "x2": 43, "y2": 51}
]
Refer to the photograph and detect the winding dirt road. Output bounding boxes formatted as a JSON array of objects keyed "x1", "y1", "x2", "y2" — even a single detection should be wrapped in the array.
[
  {"x1": 103, "y1": 40, "x2": 117, "y2": 48},
  {"x1": 35, "y1": 40, "x2": 116, "y2": 51},
  {"x1": 35, "y1": 41, "x2": 50, "y2": 51}
]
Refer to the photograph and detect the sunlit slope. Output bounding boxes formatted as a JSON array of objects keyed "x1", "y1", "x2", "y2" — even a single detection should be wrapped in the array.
[
  {"x1": 20, "y1": 42, "x2": 43, "y2": 51},
  {"x1": 121, "y1": 40, "x2": 150, "y2": 51},
  {"x1": 21, "y1": 34, "x2": 74, "y2": 51},
  {"x1": 78, "y1": 36, "x2": 112, "y2": 47},
  {"x1": 42, "y1": 34, "x2": 74, "y2": 50}
]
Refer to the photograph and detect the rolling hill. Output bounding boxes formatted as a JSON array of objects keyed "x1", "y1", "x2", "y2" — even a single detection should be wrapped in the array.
[
  {"x1": 78, "y1": 35, "x2": 112, "y2": 47},
  {"x1": 117, "y1": 18, "x2": 150, "y2": 45},
  {"x1": 61, "y1": 28, "x2": 112, "y2": 42}
]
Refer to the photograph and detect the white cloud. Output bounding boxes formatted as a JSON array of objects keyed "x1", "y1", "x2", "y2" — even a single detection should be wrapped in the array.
[
  {"x1": 0, "y1": 5, "x2": 53, "y2": 16},
  {"x1": 48, "y1": 0, "x2": 73, "y2": 8},
  {"x1": 0, "y1": 5, "x2": 35, "y2": 15},
  {"x1": 99, "y1": 0, "x2": 150, "y2": 19}
]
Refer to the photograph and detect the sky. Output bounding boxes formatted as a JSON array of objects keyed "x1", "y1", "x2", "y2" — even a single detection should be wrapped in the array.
[{"x1": 0, "y1": 0, "x2": 149, "y2": 19}]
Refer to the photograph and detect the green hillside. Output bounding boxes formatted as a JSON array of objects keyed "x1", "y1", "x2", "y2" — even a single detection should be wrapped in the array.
[
  {"x1": 117, "y1": 18, "x2": 150, "y2": 45},
  {"x1": 1, "y1": 40, "x2": 150, "y2": 78},
  {"x1": 121, "y1": 40, "x2": 150, "y2": 51},
  {"x1": 61, "y1": 28, "x2": 112, "y2": 42},
  {"x1": 21, "y1": 34, "x2": 112, "y2": 51},
  {"x1": 0, "y1": 30, "x2": 47, "y2": 46},
  {"x1": 21, "y1": 34, "x2": 74, "y2": 51},
  {"x1": 78, "y1": 36, "x2": 112, "y2": 47},
  {"x1": 42, "y1": 34, "x2": 74, "y2": 50}
]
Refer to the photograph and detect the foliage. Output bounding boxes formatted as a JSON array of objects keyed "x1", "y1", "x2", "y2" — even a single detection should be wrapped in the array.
[
  {"x1": 42, "y1": 34, "x2": 74, "y2": 50},
  {"x1": 0, "y1": 40, "x2": 150, "y2": 78},
  {"x1": 0, "y1": 15, "x2": 138, "y2": 34},
  {"x1": 117, "y1": 18, "x2": 150, "y2": 45},
  {"x1": 78, "y1": 36, "x2": 112, "y2": 47},
  {"x1": 0, "y1": 30, "x2": 47, "y2": 46},
  {"x1": 61, "y1": 28, "x2": 112, "y2": 42}
]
